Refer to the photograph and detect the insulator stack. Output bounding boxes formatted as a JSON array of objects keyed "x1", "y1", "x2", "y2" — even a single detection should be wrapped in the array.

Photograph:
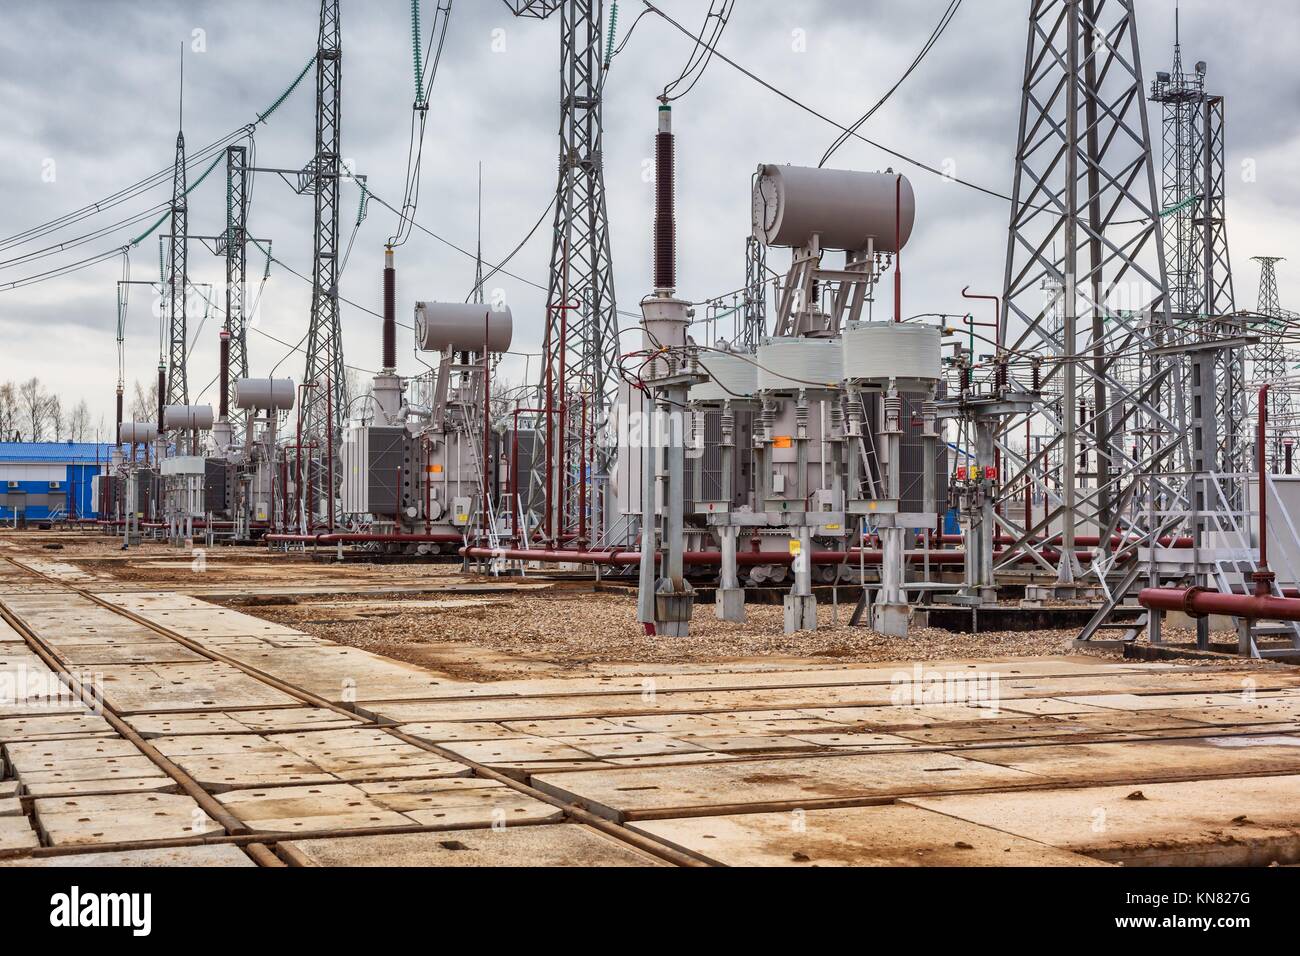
[
  {"x1": 218, "y1": 330, "x2": 231, "y2": 419},
  {"x1": 383, "y1": 246, "x2": 397, "y2": 370},
  {"x1": 885, "y1": 394, "x2": 904, "y2": 432},
  {"x1": 115, "y1": 388, "x2": 124, "y2": 445},
  {"x1": 959, "y1": 364, "x2": 972, "y2": 394},
  {"x1": 1032, "y1": 360, "x2": 1042, "y2": 392},
  {"x1": 156, "y1": 365, "x2": 166, "y2": 431},
  {"x1": 995, "y1": 361, "x2": 1008, "y2": 392},
  {"x1": 653, "y1": 104, "x2": 676, "y2": 295}
]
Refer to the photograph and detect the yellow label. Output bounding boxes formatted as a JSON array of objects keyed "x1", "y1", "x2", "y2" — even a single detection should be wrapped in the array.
[
  {"x1": 773, "y1": 436, "x2": 793, "y2": 449},
  {"x1": 428, "y1": 464, "x2": 444, "y2": 474},
  {"x1": 826, "y1": 523, "x2": 841, "y2": 531},
  {"x1": 788, "y1": 539, "x2": 801, "y2": 556}
]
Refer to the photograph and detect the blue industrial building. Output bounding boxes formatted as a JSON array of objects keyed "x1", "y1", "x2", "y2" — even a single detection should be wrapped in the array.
[{"x1": 0, "y1": 441, "x2": 115, "y2": 522}]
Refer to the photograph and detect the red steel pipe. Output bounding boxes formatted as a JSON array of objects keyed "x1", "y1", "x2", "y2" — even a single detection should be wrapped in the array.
[
  {"x1": 483, "y1": 311, "x2": 492, "y2": 534},
  {"x1": 458, "y1": 546, "x2": 1102, "y2": 569},
  {"x1": 960, "y1": 287, "x2": 1002, "y2": 348},
  {"x1": 267, "y1": 533, "x2": 463, "y2": 546},
  {"x1": 894, "y1": 174, "x2": 903, "y2": 324},
  {"x1": 1140, "y1": 586, "x2": 1300, "y2": 623},
  {"x1": 1258, "y1": 384, "x2": 1271, "y2": 582}
]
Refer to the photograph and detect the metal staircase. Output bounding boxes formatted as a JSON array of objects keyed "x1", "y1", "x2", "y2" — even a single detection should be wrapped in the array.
[
  {"x1": 459, "y1": 416, "x2": 512, "y2": 575},
  {"x1": 1075, "y1": 471, "x2": 1300, "y2": 657}
]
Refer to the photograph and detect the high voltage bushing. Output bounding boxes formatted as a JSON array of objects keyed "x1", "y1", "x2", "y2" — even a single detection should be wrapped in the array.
[
  {"x1": 653, "y1": 104, "x2": 676, "y2": 294},
  {"x1": 884, "y1": 394, "x2": 904, "y2": 433},
  {"x1": 383, "y1": 246, "x2": 397, "y2": 371},
  {"x1": 218, "y1": 331, "x2": 231, "y2": 420}
]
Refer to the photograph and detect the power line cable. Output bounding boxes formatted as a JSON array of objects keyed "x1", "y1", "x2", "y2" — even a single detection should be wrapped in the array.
[
  {"x1": 640, "y1": 1, "x2": 1019, "y2": 206},
  {"x1": 819, "y1": 0, "x2": 963, "y2": 168}
]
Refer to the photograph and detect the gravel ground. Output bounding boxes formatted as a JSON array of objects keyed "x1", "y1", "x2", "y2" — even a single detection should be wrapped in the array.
[
  {"x1": 243, "y1": 589, "x2": 1295, "y2": 681},
  {"x1": 246, "y1": 589, "x2": 1115, "y2": 676},
  {"x1": 6, "y1": 531, "x2": 1289, "y2": 681}
]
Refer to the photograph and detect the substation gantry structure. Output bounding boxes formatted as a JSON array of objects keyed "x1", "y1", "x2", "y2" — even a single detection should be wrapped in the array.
[
  {"x1": 1250, "y1": 256, "x2": 1299, "y2": 472},
  {"x1": 299, "y1": 0, "x2": 347, "y2": 529},
  {"x1": 502, "y1": 0, "x2": 621, "y2": 549}
]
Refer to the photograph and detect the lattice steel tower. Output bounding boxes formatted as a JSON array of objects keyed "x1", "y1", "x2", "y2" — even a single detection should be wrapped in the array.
[
  {"x1": 504, "y1": 0, "x2": 620, "y2": 542},
  {"x1": 1150, "y1": 15, "x2": 1242, "y2": 472},
  {"x1": 222, "y1": 145, "x2": 250, "y2": 429},
  {"x1": 166, "y1": 82, "x2": 189, "y2": 407},
  {"x1": 301, "y1": 0, "x2": 346, "y2": 522},
  {"x1": 1149, "y1": 18, "x2": 1203, "y2": 327},
  {"x1": 1000, "y1": 0, "x2": 1174, "y2": 583},
  {"x1": 1253, "y1": 256, "x2": 1298, "y2": 469}
]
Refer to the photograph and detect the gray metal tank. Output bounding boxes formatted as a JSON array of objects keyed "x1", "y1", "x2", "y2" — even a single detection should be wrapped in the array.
[
  {"x1": 415, "y1": 303, "x2": 514, "y2": 353},
  {"x1": 162, "y1": 405, "x2": 215, "y2": 431},
  {"x1": 233, "y1": 378, "x2": 295, "y2": 411},
  {"x1": 752, "y1": 164, "x2": 916, "y2": 253},
  {"x1": 118, "y1": 422, "x2": 158, "y2": 444}
]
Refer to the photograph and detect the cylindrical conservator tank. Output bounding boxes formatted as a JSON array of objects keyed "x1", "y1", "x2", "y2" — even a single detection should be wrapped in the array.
[
  {"x1": 842, "y1": 322, "x2": 942, "y2": 383},
  {"x1": 690, "y1": 350, "x2": 758, "y2": 404},
  {"x1": 162, "y1": 405, "x2": 215, "y2": 432},
  {"x1": 756, "y1": 338, "x2": 844, "y2": 393},
  {"x1": 752, "y1": 164, "x2": 916, "y2": 253},
  {"x1": 415, "y1": 303, "x2": 513, "y2": 353},
  {"x1": 233, "y1": 378, "x2": 295, "y2": 412},
  {"x1": 118, "y1": 422, "x2": 158, "y2": 444}
]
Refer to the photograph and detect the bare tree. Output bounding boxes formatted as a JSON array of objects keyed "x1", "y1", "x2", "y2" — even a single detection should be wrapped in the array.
[
  {"x1": 129, "y1": 378, "x2": 158, "y2": 423},
  {"x1": 17, "y1": 378, "x2": 51, "y2": 442},
  {"x1": 67, "y1": 401, "x2": 93, "y2": 442},
  {"x1": 0, "y1": 382, "x2": 16, "y2": 441},
  {"x1": 346, "y1": 368, "x2": 373, "y2": 425},
  {"x1": 48, "y1": 394, "x2": 63, "y2": 441}
]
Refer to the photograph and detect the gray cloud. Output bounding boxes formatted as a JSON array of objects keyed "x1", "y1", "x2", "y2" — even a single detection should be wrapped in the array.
[{"x1": 0, "y1": 0, "x2": 1296, "y2": 425}]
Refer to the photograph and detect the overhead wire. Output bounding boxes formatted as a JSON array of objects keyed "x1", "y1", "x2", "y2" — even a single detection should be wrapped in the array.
[
  {"x1": 0, "y1": 56, "x2": 313, "y2": 256},
  {"x1": 388, "y1": 0, "x2": 454, "y2": 249},
  {"x1": 639, "y1": 1, "x2": 1030, "y2": 208},
  {"x1": 658, "y1": 0, "x2": 735, "y2": 102},
  {"x1": 819, "y1": 0, "x2": 963, "y2": 168}
]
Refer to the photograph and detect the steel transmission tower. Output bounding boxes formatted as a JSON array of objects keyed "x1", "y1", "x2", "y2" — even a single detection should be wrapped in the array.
[
  {"x1": 999, "y1": 0, "x2": 1176, "y2": 584},
  {"x1": 1149, "y1": 24, "x2": 1203, "y2": 326},
  {"x1": 222, "y1": 145, "x2": 250, "y2": 429},
  {"x1": 1150, "y1": 24, "x2": 1243, "y2": 472},
  {"x1": 166, "y1": 110, "x2": 189, "y2": 406},
  {"x1": 300, "y1": 0, "x2": 346, "y2": 525},
  {"x1": 504, "y1": 0, "x2": 620, "y2": 543},
  {"x1": 1253, "y1": 256, "x2": 1298, "y2": 469},
  {"x1": 1256, "y1": 257, "x2": 1287, "y2": 318}
]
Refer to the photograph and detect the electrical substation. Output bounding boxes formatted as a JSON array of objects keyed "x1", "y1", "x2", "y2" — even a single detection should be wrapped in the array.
[{"x1": 1, "y1": 0, "x2": 1300, "y2": 877}]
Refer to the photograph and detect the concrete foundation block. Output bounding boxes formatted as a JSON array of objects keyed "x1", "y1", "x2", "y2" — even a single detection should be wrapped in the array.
[
  {"x1": 783, "y1": 594, "x2": 817, "y2": 634},
  {"x1": 655, "y1": 582, "x2": 696, "y2": 638},
  {"x1": 715, "y1": 588, "x2": 746, "y2": 622},
  {"x1": 872, "y1": 602, "x2": 911, "y2": 637}
]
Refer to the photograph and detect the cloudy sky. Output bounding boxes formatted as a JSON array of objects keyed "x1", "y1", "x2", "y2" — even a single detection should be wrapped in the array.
[{"x1": 0, "y1": 0, "x2": 1296, "y2": 433}]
